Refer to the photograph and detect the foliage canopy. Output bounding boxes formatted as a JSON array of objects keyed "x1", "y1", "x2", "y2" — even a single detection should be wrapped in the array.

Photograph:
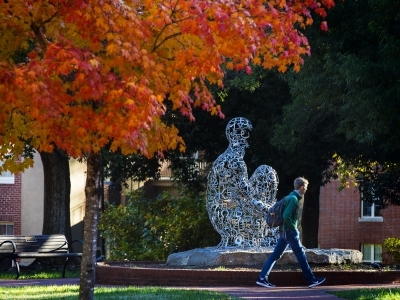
[{"x1": 0, "y1": 0, "x2": 333, "y2": 171}]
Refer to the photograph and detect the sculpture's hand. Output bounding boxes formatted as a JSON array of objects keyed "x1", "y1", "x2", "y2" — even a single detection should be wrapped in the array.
[{"x1": 252, "y1": 199, "x2": 267, "y2": 211}]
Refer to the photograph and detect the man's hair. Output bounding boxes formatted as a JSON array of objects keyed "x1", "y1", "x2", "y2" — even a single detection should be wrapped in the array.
[{"x1": 294, "y1": 177, "x2": 309, "y2": 190}]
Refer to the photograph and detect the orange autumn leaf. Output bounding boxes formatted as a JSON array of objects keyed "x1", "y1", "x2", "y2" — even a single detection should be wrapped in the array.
[{"x1": 0, "y1": 0, "x2": 334, "y2": 173}]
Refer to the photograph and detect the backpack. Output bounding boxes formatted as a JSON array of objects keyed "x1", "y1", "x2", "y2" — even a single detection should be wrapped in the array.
[{"x1": 265, "y1": 197, "x2": 286, "y2": 228}]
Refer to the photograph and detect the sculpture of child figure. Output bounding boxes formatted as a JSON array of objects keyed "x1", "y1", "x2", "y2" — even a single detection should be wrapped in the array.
[{"x1": 206, "y1": 117, "x2": 279, "y2": 249}]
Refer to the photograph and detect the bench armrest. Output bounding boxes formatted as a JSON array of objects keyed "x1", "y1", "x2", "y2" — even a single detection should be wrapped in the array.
[
  {"x1": 68, "y1": 239, "x2": 83, "y2": 253},
  {"x1": 0, "y1": 240, "x2": 17, "y2": 253}
]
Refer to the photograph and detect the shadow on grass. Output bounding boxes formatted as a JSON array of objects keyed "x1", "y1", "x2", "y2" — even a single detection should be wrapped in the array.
[{"x1": 0, "y1": 285, "x2": 240, "y2": 300}]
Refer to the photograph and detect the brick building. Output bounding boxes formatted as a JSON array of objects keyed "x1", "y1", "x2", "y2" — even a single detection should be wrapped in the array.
[
  {"x1": 0, "y1": 152, "x2": 86, "y2": 242},
  {"x1": 319, "y1": 179, "x2": 400, "y2": 263},
  {"x1": 0, "y1": 172, "x2": 21, "y2": 236}
]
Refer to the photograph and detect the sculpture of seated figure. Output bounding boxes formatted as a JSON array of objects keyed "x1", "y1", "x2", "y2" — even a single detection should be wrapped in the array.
[{"x1": 206, "y1": 117, "x2": 279, "y2": 249}]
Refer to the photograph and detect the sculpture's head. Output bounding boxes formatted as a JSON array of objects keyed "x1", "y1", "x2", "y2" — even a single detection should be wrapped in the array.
[{"x1": 226, "y1": 117, "x2": 252, "y2": 149}]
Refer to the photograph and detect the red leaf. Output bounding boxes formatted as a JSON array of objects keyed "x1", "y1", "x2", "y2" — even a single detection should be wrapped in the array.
[{"x1": 320, "y1": 21, "x2": 329, "y2": 31}]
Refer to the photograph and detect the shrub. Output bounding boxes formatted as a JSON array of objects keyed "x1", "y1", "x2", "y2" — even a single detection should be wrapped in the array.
[
  {"x1": 99, "y1": 187, "x2": 220, "y2": 261},
  {"x1": 98, "y1": 190, "x2": 150, "y2": 260},
  {"x1": 383, "y1": 237, "x2": 400, "y2": 264}
]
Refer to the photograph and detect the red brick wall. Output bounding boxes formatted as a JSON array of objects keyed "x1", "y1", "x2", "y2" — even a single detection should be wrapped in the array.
[
  {"x1": 318, "y1": 180, "x2": 400, "y2": 253},
  {"x1": 96, "y1": 264, "x2": 400, "y2": 286},
  {"x1": 0, "y1": 173, "x2": 22, "y2": 235}
]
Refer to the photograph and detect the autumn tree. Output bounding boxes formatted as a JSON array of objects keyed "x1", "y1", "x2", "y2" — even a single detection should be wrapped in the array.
[{"x1": 0, "y1": 0, "x2": 334, "y2": 298}]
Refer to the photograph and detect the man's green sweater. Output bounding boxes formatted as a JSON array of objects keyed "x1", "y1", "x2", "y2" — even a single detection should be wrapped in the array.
[{"x1": 280, "y1": 190, "x2": 302, "y2": 231}]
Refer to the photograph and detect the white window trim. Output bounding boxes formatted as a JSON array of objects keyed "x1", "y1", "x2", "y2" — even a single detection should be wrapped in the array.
[
  {"x1": 0, "y1": 176, "x2": 15, "y2": 184},
  {"x1": 361, "y1": 244, "x2": 382, "y2": 263},
  {"x1": 358, "y1": 216, "x2": 383, "y2": 222},
  {"x1": 0, "y1": 161, "x2": 15, "y2": 184}
]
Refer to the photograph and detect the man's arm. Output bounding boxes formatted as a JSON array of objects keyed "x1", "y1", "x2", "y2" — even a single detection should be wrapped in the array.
[{"x1": 282, "y1": 196, "x2": 298, "y2": 230}]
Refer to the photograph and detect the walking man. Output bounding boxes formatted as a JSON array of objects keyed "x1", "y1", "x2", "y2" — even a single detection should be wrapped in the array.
[{"x1": 256, "y1": 177, "x2": 326, "y2": 288}]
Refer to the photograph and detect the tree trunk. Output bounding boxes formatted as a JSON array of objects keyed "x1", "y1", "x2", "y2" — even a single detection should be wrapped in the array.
[
  {"x1": 79, "y1": 152, "x2": 101, "y2": 300},
  {"x1": 40, "y1": 149, "x2": 72, "y2": 242},
  {"x1": 301, "y1": 185, "x2": 320, "y2": 248}
]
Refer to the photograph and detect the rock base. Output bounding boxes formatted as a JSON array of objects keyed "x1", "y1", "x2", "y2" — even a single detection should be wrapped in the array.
[{"x1": 166, "y1": 247, "x2": 362, "y2": 267}]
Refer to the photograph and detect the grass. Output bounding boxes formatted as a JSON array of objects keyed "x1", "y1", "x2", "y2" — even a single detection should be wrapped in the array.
[
  {"x1": 329, "y1": 288, "x2": 400, "y2": 300},
  {"x1": 2, "y1": 285, "x2": 400, "y2": 300},
  {"x1": 0, "y1": 285, "x2": 240, "y2": 300},
  {"x1": 2, "y1": 265, "x2": 399, "y2": 300},
  {"x1": 0, "y1": 268, "x2": 80, "y2": 280},
  {"x1": 0, "y1": 268, "x2": 238, "y2": 299}
]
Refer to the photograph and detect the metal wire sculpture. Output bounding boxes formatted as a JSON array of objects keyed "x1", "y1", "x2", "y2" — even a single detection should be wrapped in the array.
[{"x1": 206, "y1": 117, "x2": 279, "y2": 249}]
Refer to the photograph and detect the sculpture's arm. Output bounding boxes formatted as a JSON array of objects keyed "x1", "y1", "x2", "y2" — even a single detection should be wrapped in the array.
[{"x1": 235, "y1": 163, "x2": 268, "y2": 211}]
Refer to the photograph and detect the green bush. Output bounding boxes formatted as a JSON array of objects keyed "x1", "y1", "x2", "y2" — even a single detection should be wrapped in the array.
[
  {"x1": 99, "y1": 187, "x2": 220, "y2": 261},
  {"x1": 383, "y1": 237, "x2": 400, "y2": 264}
]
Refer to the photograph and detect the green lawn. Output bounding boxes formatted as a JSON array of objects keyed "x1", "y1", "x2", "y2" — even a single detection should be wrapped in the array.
[
  {"x1": 329, "y1": 288, "x2": 400, "y2": 300},
  {"x1": 0, "y1": 269, "x2": 80, "y2": 280},
  {"x1": 0, "y1": 285, "x2": 240, "y2": 300}
]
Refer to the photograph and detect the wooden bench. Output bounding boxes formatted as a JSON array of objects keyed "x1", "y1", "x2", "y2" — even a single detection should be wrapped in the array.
[{"x1": 0, "y1": 234, "x2": 82, "y2": 279}]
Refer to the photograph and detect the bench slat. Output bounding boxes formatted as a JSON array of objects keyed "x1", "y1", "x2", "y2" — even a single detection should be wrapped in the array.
[
  {"x1": 0, "y1": 234, "x2": 82, "y2": 279},
  {"x1": 17, "y1": 253, "x2": 82, "y2": 258},
  {"x1": 0, "y1": 235, "x2": 69, "y2": 253}
]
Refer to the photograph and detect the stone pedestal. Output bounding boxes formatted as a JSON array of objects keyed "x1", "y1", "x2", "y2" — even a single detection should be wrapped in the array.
[{"x1": 167, "y1": 247, "x2": 362, "y2": 267}]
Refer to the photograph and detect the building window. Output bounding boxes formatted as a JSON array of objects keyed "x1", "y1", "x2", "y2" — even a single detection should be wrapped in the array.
[
  {"x1": 0, "y1": 161, "x2": 15, "y2": 184},
  {"x1": 359, "y1": 188, "x2": 383, "y2": 222},
  {"x1": 361, "y1": 200, "x2": 382, "y2": 218},
  {"x1": 0, "y1": 222, "x2": 14, "y2": 235},
  {"x1": 361, "y1": 244, "x2": 382, "y2": 263}
]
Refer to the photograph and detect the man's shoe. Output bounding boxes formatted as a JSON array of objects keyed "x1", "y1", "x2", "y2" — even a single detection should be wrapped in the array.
[
  {"x1": 308, "y1": 277, "x2": 326, "y2": 288},
  {"x1": 256, "y1": 277, "x2": 275, "y2": 288}
]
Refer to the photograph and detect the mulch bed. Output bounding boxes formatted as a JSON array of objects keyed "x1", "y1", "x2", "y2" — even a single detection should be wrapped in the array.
[{"x1": 102, "y1": 260, "x2": 399, "y2": 272}]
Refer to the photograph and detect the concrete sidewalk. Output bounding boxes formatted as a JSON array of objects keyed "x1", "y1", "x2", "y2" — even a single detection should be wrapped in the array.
[
  {"x1": 0, "y1": 278, "x2": 399, "y2": 300},
  {"x1": 179, "y1": 284, "x2": 400, "y2": 300},
  {"x1": 188, "y1": 284, "x2": 400, "y2": 299}
]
